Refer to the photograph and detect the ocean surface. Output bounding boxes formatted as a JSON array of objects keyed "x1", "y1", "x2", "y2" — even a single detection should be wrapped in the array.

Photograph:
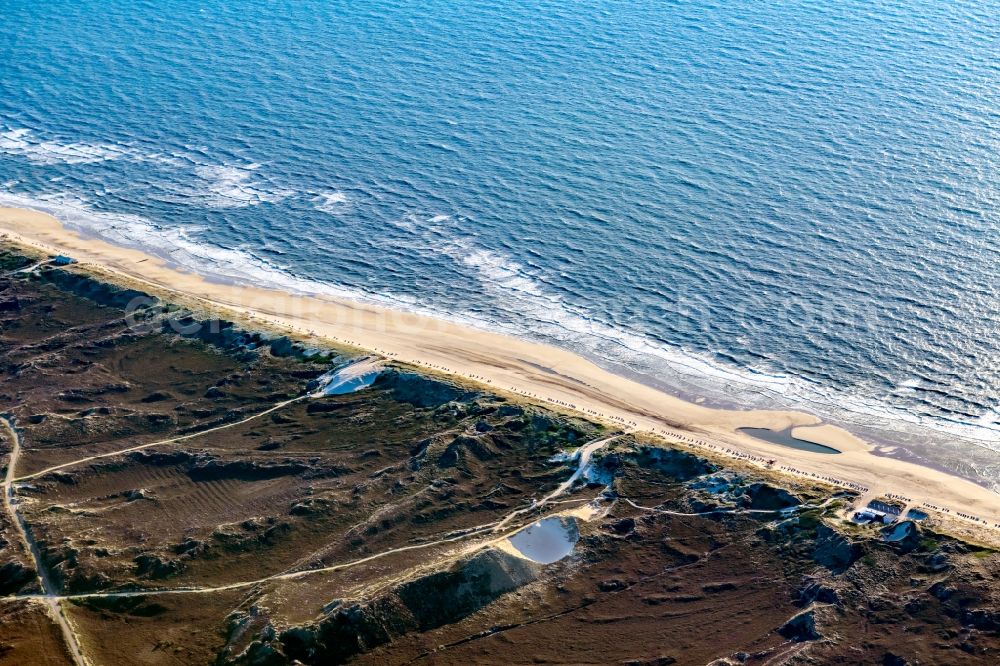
[{"x1": 1, "y1": 1, "x2": 998, "y2": 486}]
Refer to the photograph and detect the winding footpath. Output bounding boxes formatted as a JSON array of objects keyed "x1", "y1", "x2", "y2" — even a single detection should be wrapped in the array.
[
  {"x1": 14, "y1": 395, "x2": 311, "y2": 484},
  {"x1": 2, "y1": 416, "x2": 88, "y2": 666},
  {"x1": 11, "y1": 358, "x2": 370, "y2": 486},
  {"x1": 492, "y1": 434, "x2": 619, "y2": 532}
]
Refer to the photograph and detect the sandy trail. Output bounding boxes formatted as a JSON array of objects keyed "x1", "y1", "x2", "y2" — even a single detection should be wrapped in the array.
[
  {"x1": 14, "y1": 396, "x2": 309, "y2": 483},
  {"x1": 2, "y1": 417, "x2": 89, "y2": 666},
  {"x1": 1, "y1": 206, "x2": 998, "y2": 538},
  {"x1": 14, "y1": 354, "x2": 378, "y2": 484},
  {"x1": 493, "y1": 435, "x2": 619, "y2": 532}
]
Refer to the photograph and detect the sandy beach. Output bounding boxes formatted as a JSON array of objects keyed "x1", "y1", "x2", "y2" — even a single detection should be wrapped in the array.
[{"x1": 2, "y1": 206, "x2": 998, "y2": 540}]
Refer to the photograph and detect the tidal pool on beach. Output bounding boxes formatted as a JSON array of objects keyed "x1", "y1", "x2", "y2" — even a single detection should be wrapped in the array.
[{"x1": 739, "y1": 427, "x2": 840, "y2": 455}]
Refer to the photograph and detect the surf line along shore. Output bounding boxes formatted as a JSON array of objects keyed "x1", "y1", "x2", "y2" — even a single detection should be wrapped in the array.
[{"x1": 2, "y1": 206, "x2": 999, "y2": 540}]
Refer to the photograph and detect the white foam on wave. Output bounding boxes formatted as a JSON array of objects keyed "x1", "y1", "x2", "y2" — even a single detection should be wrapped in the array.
[
  {"x1": 314, "y1": 190, "x2": 350, "y2": 215},
  {"x1": 0, "y1": 128, "x2": 129, "y2": 165},
  {"x1": 462, "y1": 249, "x2": 546, "y2": 298},
  {"x1": 1, "y1": 125, "x2": 294, "y2": 208},
  {"x1": 976, "y1": 408, "x2": 999, "y2": 427},
  {"x1": 192, "y1": 164, "x2": 294, "y2": 208}
]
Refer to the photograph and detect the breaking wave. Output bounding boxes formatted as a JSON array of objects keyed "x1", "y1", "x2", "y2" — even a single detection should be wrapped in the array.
[{"x1": 0, "y1": 127, "x2": 130, "y2": 165}]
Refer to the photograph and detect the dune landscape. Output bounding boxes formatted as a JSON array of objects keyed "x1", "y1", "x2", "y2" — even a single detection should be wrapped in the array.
[
  {"x1": 0, "y1": 215, "x2": 998, "y2": 664},
  {"x1": 2, "y1": 207, "x2": 998, "y2": 543}
]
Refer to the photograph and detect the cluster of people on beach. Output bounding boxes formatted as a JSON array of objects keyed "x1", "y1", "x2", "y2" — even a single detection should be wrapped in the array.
[
  {"x1": 499, "y1": 389, "x2": 640, "y2": 427},
  {"x1": 777, "y1": 465, "x2": 869, "y2": 493},
  {"x1": 545, "y1": 397, "x2": 577, "y2": 409},
  {"x1": 720, "y1": 447, "x2": 772, "y2": 464},
  {"x1": 917, "y1": 501, "x2": 999, "y2": 528},
  {"x1": 951, "y1": 510, "x2": 991, "y2": 525}
]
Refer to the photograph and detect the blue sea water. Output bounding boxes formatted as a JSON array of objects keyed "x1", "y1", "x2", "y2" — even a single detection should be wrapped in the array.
[{"x1": 1, "y1": 1, "x2": 998, "y2": 485}]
